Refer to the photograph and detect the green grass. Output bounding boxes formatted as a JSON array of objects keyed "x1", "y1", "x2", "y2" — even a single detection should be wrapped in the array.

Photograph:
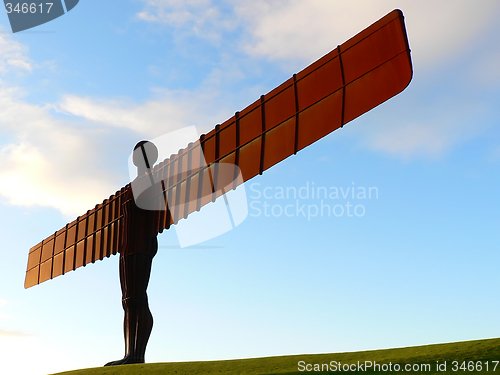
[{"x1": 52, "y1": 337, "x2": 500, "y2": 375}]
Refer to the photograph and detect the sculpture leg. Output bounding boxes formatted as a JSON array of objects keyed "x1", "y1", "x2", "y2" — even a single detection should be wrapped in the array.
[
  {"x1": 123, "y1": 253, "x2": 154, "y2": 362},
  {"x1": 105, "y1": 253, "x2": 154, "y2": 366}
]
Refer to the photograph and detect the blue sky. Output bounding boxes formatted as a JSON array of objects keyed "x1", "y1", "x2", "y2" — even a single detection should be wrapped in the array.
[{"x1": 0, "y1": 1, "x2": 499, "y2": 374}]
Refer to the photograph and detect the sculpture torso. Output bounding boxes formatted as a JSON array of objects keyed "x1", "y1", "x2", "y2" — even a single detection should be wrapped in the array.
[{"x1": 120, "y1": 186, "x2": 158, "y2": 257}]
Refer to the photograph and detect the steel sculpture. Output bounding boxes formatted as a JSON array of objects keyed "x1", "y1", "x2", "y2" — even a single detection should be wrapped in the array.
[{"x1": 24, "y1": 9, "x2": 413, "y2": 365}]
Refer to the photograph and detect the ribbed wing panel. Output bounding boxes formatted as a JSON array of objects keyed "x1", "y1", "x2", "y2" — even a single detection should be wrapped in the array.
[
  {"x1": 25, "y1": 187, "x2": 127, "y2": 288},
  {"x1": 153, "y1": 9, "x2": 412, "y2": 232}
]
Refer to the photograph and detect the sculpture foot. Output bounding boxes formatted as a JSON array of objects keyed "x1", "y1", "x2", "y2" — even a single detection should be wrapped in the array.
[{"x1": 104, "y1": 356, "x2": 145, "y2": 366}]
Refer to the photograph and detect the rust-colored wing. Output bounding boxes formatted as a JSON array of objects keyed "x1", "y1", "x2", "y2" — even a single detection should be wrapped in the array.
[
  {"x1": 25, "y1": 9, "x2": 412, "y2": 289},
  {"x1": 155, "y1": 8, "x2": 412, "y2": 231},
  {"x1": 24, "y1": 188, "x2": 127, "y2": 288}
]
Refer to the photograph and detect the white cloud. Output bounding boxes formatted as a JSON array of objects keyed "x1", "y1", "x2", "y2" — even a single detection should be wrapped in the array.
[
  {"x1": 227, "y1": 0, "x2": 499, "y2": 160},
  {"x1": 0, "y1": 1, "x2": 497, "y2": 218},
  {"x1": 350, "y1": 97, "x2": 490, "y2": 160},
  {"x1": 56, "y1": 87, "x2": 230, "y2": 138},
  {"x1": 236, "y1": 0, "x2": 500, "y2": 67},
  {"x1": 136, "y1": 0, "x2": 237, "y2": 41},
  {"x1": 0, "y1": 83, "x2": 235, "y2": 218},
  {"x1": 6, "y1": 59, "x2": 32, "y2": 72},
  {"x1": 135, "y1": 0, "x2": 500, "y2": 70},
  {"x1": 0, "y1": 26, "x2": 238, "y2": 219},
  {"x1": 365, "y1": 121, "x2": 460, "y2": 160},
  {"x1": 0, "y1": 329, "x2": 31, "y2": 337},
  {"x1": 0, "y1": 88, "x2": 121, "y2": 218},
  {"x1": 0, "y1": 35, "x2": 32, "y2": 73},
  {"x1": 0, "y1": 27, "x2": 237, "y2": 219}
]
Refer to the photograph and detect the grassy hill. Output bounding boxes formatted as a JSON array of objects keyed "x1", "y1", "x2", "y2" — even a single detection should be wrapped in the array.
[{"x1": 52, "y1": 337, "x2": 500, "y2": 375}]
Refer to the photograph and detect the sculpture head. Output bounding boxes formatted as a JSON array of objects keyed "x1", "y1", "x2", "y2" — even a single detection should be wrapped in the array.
[{"x1": 133, "y1": 140, "x2": 158, "y2": 176}]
